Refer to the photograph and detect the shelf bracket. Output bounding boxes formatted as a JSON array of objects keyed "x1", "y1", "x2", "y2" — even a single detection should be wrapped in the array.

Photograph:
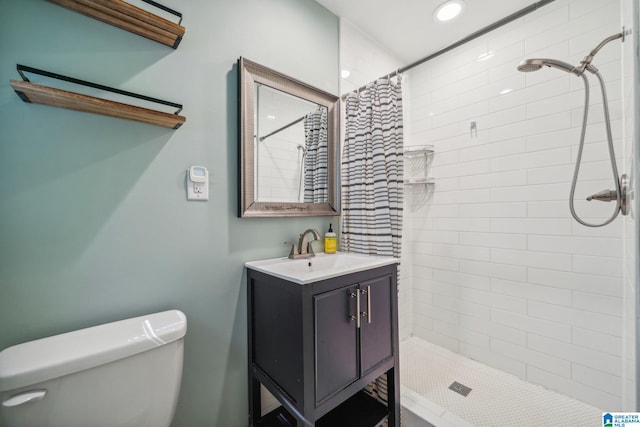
[
  {"x1": 47, "y1": 0, "x2": 185, "y2": 49},
  {"x1": 12, "y1": 64, "x2": 186, "y2": 129},
  {"x1": 16, "y1": 64, "x2": 183, "y2": 115},
  {"x1": 141, "y1": 0, "x2": 183, "y2": 25}
]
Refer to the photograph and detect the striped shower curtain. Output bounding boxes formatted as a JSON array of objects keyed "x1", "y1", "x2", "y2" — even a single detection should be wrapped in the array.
[
  {"x1": 341, "y1": 76, "x2": 404, "y2": 259},
  {"x1": 303, "y1": 107, "x2": 328, "y2": 203},
  {"x1": 341, "y1": 77, "x2": 404, "y2": 410}
]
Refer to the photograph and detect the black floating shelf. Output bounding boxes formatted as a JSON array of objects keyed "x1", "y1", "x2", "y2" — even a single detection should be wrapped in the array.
[{"x1": 11, "y1": 65, "x2": 186, "y2": 129}]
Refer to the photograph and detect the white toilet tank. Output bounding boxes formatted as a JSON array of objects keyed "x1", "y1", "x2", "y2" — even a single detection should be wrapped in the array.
[{"x1": 0, "y1": 309, "x2": 187, "y2": 427}]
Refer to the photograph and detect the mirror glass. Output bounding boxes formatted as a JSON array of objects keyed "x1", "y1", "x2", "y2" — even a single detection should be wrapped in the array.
[
  {"x1": 238, "y1": 58, "x2": 339, "y2": 217},
  {"x1": 255, "y1": 84, "x2": 329, "y2": 204}
]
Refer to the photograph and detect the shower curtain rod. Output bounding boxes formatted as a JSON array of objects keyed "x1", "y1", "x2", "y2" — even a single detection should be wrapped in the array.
[
  {"x1": 259, "y1": 116, "x2": 305, "y2": 142},
  {"x1": 342, "y1": 0, "x2": 556, "y2": 99}
]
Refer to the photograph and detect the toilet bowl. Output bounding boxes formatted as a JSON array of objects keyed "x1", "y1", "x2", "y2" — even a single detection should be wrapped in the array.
[{"x1": 0, "y1": 309, "x2": 187, "y2": 427}]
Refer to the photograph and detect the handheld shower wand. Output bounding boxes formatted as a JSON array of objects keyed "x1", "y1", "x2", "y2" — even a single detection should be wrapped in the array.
[
  {"x1": 516, "y1": 32, "x2": 628, "y2": 227},
  {"x1": 516, "y1": 58, "x2": 582, "y2": 75}
]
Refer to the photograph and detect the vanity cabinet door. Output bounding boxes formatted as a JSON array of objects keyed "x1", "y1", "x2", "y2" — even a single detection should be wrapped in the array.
[
  {"x1": 314, "y1": 285, "x2": 359, "y2": 404},
  {"x1": 359, "y1": 274, "x2": 394, "y2": 376}
]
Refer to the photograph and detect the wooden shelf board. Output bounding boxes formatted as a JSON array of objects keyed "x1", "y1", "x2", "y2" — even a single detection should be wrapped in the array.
[
  {"x1": 11, "y1": 80, "x2": 186, "y2": 129},
  {"x1": 48, "y1": 0, "x2": 185, "y2": 48}
]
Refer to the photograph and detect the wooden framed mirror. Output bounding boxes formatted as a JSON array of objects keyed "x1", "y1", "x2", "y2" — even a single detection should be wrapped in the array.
[{"x1": 238, "y1": 57, "x2": 339, "y2": 217}]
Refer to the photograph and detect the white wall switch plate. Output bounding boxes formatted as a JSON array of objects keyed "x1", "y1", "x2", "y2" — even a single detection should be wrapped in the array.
[{"x1": 187, "y1": 166, "x2": 209, "y2": 201}]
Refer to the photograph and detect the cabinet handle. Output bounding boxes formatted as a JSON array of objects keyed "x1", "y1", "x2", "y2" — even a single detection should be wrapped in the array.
[
  {"x1": 360, "y1": 289, "x2": 367, "y2": 321},
  {"x1": 350, "y1": 290, "x2": 361, "y2": 328},
  {"x1": 360, "y1": 286, "x2": 372, "y2": 324},
  {"x1": 366, "y1": 285, "x2": 372, "y2": 324}
]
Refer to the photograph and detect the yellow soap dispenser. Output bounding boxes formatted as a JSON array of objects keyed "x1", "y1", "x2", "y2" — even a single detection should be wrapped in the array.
[{"x1": 324, "y1": 223, "x2": 337, "y2": 254}]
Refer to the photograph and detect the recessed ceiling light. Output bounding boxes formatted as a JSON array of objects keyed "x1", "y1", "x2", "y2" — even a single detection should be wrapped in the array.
[
  {"x1": 433, "y1": 0, "x2": 465, "y2": 22},
  {"x1": 267, "y1": 114, "x2": 276, "y2": 120},
  {"x1": 341, "y1": 69, "x2": 351, "y2": 79}
]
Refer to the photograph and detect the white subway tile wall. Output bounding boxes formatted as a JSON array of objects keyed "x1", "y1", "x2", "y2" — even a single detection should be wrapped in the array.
[
  {"x1": 405, "y1": 0, "x2": 625, "y2": 410},
  {"x1": 338, "y1": 0, "x2": 634, "y2": 412}
]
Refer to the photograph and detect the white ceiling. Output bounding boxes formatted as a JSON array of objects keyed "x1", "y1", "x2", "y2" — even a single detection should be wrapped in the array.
[{"x1": 315, "y1": 0, "x2": 541, "y2": 64}]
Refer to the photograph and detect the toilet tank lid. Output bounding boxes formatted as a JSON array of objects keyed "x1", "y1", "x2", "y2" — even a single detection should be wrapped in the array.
[{"x1": 0, "y1": 309, "x2": 187, "y2": 392}]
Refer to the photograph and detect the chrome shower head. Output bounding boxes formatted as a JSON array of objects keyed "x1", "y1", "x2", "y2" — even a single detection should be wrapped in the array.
[
  {"x1": 517, "y1": 61, "x2": 543, "y2": 72},
  {"x1": 517, "y1": 58, "x2": 582, "y2": 76}
]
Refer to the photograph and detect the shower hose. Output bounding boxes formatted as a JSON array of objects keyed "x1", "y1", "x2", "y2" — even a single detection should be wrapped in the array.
[{"x1": 569, "y1": 71, "x2": 622, "y2": 227}]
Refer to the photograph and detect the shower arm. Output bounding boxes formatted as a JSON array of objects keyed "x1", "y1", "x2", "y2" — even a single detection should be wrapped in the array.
[{"x1": 576, "y1": 32, "x2": 624, "y2": 74}]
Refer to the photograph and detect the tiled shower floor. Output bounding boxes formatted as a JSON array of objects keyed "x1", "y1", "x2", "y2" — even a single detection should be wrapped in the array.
[{"x1": 400, "y1": 337, "x2": 603, "y2": 427}]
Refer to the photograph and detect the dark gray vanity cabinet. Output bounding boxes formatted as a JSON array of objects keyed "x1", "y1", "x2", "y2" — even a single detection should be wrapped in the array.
[{"x1": 247, "y1": 263, "x2": 399, "y2": 427}]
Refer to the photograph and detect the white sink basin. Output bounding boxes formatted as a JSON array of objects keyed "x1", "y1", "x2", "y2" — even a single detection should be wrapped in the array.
[{"x1": 245, "y1": 252, "x2": 399, "y2": 284}]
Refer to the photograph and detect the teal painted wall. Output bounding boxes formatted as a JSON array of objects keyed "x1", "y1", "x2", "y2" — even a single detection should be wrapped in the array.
[{"x1": 0, "y1": 1, "x2": 338, "y2": 425}]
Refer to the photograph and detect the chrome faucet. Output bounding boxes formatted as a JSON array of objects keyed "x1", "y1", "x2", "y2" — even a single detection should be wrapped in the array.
[{"x1": 287, "y1": 228, "x2": 321, "y2": 259}]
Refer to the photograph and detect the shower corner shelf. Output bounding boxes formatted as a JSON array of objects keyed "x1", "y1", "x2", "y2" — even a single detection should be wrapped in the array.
[
  {"x1": 404, "y1": 145, "x2": 435, "y2": 187},
  {"x1": 47, "y1": 0, "x2": 185, "y2": 49},
  {"x1": 404, "y1": 177, "x2": 435, "y2": 186},
  {"x1": 11, "y1": 65, "x2": 186, "y2": 130},
  {"x1": 403, "y1": 144, "x2": 434, "y2": 156}
]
